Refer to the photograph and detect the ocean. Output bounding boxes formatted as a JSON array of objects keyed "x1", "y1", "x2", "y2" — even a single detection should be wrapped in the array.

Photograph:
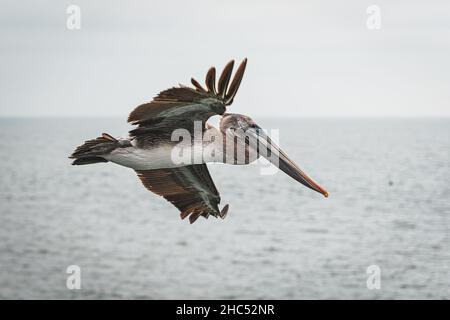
[{"x1": 0, "y1": 117, "x2": 448, "y2": 299}]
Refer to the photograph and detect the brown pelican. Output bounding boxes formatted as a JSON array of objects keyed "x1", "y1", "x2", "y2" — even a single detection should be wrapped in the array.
[{"x1": 70, "y1": 59, "x2": 328, "y2": 223}]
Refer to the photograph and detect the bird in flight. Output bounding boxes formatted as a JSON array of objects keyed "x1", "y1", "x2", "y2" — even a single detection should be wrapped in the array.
[{"x1": 69, "y1": 59, "x2": 328, "y2": 223}]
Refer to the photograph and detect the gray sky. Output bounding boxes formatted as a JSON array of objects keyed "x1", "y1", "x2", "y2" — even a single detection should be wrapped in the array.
[{"x1": 1, "y1": 0, "x2": 449, "y2": 117}]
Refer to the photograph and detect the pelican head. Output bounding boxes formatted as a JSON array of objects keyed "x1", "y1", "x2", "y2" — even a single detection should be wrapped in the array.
[{"x1": 220, "y1": 113, "x2": 328, "y2": 197}]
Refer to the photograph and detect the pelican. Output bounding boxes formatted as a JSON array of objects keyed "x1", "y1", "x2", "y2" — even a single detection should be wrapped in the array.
[{"x1": 69, "y1": 59, "x2": 328, "y2": 223}]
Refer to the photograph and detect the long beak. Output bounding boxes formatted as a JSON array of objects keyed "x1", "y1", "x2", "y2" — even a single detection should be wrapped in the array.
[{"x1": 245, "y1": 126, "x2": 329, "y2": 198}]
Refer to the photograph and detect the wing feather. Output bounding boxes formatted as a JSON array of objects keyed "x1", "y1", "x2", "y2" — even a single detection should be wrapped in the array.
[
  {"x1": 205, "y1": 67, "x2": 217, "y2": 94},
  {"x1": 218, "y1": 60, "x2": 234, "y2": 98},
  {"x1": 127, "y1": 59, "x2": 248, "y2": 143},
  {"x1": 225, "y1": 58, "x2": 247, "y2": 105},
  {"x1": 135, "y1": 164, "x2": 229, "y2": 224}
]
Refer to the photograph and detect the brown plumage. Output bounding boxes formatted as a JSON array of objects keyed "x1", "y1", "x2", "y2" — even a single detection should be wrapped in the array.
[
  {"x1": 217, "y1": 60, "x2": 235, "y2": 98},
  {"x1": 127, "y1": 59, "x2": 248, "y2": 148},
  {"x1": 70, "y1": 136, "x2": 117, "y2": 160},
  {"x1": 205, "y1": 67, "x2": 217, "y2": 94},
  {"x1": 190, "y1": 77, "x2": 206, "y2": 92},
  {"x1": 127, "y1": 87, "x2": 205, "y2": 125},
  {"x1": 128, "y1": 59, "x2": 247, "y2": 126},
  {"x1": 102, "y1": 133, "x2": 117, "y2": 142},
  {"x1": 135, "y1": 164, "x2": 229, "y2": 224},
  {"x1": 225, "y1": 58, "x2": 247, "y2": 105}
]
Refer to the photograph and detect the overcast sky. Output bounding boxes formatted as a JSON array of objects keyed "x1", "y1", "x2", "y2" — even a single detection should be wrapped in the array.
[{"x1": 1, "y1": 0, "x2": 449, "y2": 117}]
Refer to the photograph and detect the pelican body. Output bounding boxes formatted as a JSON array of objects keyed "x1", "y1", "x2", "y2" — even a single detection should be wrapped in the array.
[{"x1": 70, "y1": 59, "x2": 328, "y2": 223}]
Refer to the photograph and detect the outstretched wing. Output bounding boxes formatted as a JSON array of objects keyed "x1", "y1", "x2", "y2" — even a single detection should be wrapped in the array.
[
  {"x1": 128, "y1": 59, "x2": 247, "y2": 146},
  {"x1": 135, "y1": 164, "x2": 229, "y2": 224}
]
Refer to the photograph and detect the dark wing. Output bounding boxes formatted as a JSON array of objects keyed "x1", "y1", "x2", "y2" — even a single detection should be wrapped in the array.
[
  {"x1": 135, "y1": 164, "x2": 229, "y2": 224},
  {"x1": 128, "y1": 59, "x2": 247, "y2": 146}
]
